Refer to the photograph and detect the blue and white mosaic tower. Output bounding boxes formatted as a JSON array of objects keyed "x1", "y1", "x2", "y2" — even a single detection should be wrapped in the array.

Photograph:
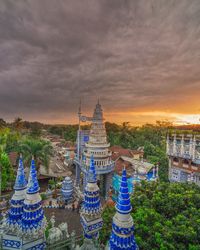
[
  {"x1": 80, "y1": 155, "x2": 103, "y2": 240},
  {"x1": 6, "y1": 155, "x2": 27, "y2": 232},
  {"x1": 61, "y1": 176, "x2": 73, "y2": 202},
  {"x1": 2, "y1": 156, "x2": 47, "y2": 250},
  {"x1": 109, "y1": 168, "x2": 137, "y2": 250},
  {"x1": 20, "y1": 157, "x2": 47, "y2": 248}
]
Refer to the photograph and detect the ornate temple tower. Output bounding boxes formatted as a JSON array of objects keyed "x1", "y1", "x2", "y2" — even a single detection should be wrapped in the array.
[
  {"x1": 74, "y1": 101, "x2": 114, "y2": 197},
  {"x1": 108, "y1": 168, "x2": 137, "y2": 250},
  {"x1": 80, "y1": 156, "x2": 103, "y2": 241},
  {"x1": 20, "y1": 158, "x2": 47, "y2": 249},
  {"x1": 2, "y1": 157, "x2": 47, "y2": 249},
  {"x1": 5, "y1": 156, "x2": 27, "y2": 232},
  {"x1": 84, "y1": 101, "x2": 114, "y2": 196}
]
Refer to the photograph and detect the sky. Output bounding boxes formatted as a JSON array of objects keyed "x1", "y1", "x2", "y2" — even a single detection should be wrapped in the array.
[{"x1": 0, "y1": 0, "x2": 200, "y2": 125}]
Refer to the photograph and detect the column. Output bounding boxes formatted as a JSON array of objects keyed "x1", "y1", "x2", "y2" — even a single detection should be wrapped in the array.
[
  {"x1": 180, "y1": 135, "x2": 184, "y2": 156},
  {"x1": 75, "y1": 164, "x2": 81, "y2": 186},
  {"x1": 173, "y1": 134, "x2": 177, "y2": 156}
]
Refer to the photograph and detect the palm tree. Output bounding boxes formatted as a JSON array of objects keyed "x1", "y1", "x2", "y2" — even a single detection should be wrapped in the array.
[
  {"x1": 13, "y1": 117, "x2": 24, "y2": 132},
  {"x1": 0, "y1": 118, "x2": 6, "y2": 129},
  {"x1": 19, "y1": 138, "x2": 53, "y2": 172}
]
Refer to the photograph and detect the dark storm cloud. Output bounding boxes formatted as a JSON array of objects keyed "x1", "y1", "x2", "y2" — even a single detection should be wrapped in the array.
[{"x1": 0, "y1": 0, "x2": 200, "y2": 122}]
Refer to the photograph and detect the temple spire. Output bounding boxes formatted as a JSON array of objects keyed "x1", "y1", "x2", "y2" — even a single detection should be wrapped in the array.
[
  {"x1": 80, "y1": 155, "x2": 103, "y2": 240},
  {"x1": 109, "y1": 168, "x2": 137, "y2": 250},
  {"x1": 87, "y1": 155, "x2": 96, "y2": 183},
  {"x1": 20, "y1": 158, "x2": 46, "y2": 239},
  {"x1": 115, "y1": 167, "x2": 132, "y2": 214},
  {"x1": 6, "y1": 155, "x2": 27, "y2": 231},
  {"x1": 14, "y1": 154, "x2": 27, "y2": 191},
  {"x1": 26, "y1": 156, "x2": 40, "y2": 194}
]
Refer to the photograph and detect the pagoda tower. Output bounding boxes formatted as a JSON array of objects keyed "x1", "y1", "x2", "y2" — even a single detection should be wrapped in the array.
[
  {"x1": 80, "y1": 155, "x2": 103, "y2": 241},
  {"x1": 20, "y1": 157, "x2": 47, "y2": 249},
  {"x1": 5, "y1": 155, "x2": 27, "y2": 232},
  {"x1": 108, "y1": 168, "x2": 137, "y2": 250},
  {"x1": 84, "y1": 101, "x2": 114, "y2": 197}
]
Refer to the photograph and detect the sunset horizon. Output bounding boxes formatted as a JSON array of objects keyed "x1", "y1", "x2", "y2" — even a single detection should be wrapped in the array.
[{"x1": 0, "y1": 1, "x2": 200, "y2": 126}]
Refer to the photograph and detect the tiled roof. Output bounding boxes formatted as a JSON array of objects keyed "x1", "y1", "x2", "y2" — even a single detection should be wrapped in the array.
[{"x1": 110, "y1": 145, "x2": 143, "y2": 161}]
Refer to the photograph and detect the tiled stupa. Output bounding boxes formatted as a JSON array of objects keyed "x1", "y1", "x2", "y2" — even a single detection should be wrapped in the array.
[
  {"x1": 80, "y1": 155, "x2": 103, "y2": 240},
  {"x1": 20, "y1": 158, "x2": 47, "y2": 240},
  {"x1": 108, "y1": 168, "x2": 137, "y2": 250},
  {"x1": 6, "y1": 155, "x2": 27, "y2": 232},
  {"x1": 2, "y1": 157, "x2": 47, "y2": 250}
]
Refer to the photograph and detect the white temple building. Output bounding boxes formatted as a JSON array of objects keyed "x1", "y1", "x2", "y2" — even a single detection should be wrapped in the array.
[{"x1": 74, "y1": 101, "x2": 114, "y2": 197}]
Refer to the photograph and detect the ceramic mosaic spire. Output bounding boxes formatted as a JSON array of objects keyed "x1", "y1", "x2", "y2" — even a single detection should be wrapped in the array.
[
  {"x1": 20, "y1": 157, "x2": 46, "y2": 239},
  {"x1": 109, "y1": 168, "x2": 137, "y2": 250},
  {"x1": 6, "y1": 155, "x2": 27, "y2": 231},
  {"x1": 87, "y1": 155, "x2": 97, "y2": 183},
  {"x1": 80, "y1": 155, "x2": 103, "y2": 239}
]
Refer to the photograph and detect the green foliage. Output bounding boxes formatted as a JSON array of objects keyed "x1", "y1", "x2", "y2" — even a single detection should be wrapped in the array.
[
  {"x1": 19, "y1": 138, "x2": 53, "y2": 170},
  {"x1": 48, "y1": 179, "x2": 56, "y2": 189},
  {"x1": 29, "y1": 123, "x2": 42, "y2": 138},
  {"x1": 40, "y1": 193, "x2": 47, "y2": 201},
  {"x1": 63, "y1": 125, "x2": 78, "y2": 142},
  {"x1": 45, "y1": 220, "x2": 52, "y2": 238},
  {"x1": 105, "y1": 121, "x2": 169, "y2": 181},
  {"x1": 99, "y1": 206, "x2": 115, "y2": 243},
  {"x1": 0, "y1": 152, "x2": 14, "y2": 191},
  {"x1": 100, "y1": 181, "x2": 200, "y2": 249}
]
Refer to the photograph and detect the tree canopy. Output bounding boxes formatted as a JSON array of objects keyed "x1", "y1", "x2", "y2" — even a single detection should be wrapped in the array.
[{"x1": 100, "y1": 181, "x2": 200, "y2": 250}]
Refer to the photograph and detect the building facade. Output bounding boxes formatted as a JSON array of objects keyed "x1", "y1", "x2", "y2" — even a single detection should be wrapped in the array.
[
  {"x1": 74, "y1": 101, "x2": 114, "y2": 197},
  {"x1": 167, "y1": 134, "x2": 200, "y2": 186}
]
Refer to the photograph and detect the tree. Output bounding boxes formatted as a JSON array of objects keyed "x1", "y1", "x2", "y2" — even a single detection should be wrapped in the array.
[
  {"x1": 0, "y1": 118, "x2": 6, "y2": 128},
  {"x1": 19, "y1": 138, "x2": 53, "y2": 171},
  {"x1": 100, "y1": 181, "x2": 200, "y2": 249},
  {"x1": 0, "y1": 152, "x2": 14, "y2": 191},
  {"x1": 13, "y1": 117, "x2": 24, "y2": 132}
]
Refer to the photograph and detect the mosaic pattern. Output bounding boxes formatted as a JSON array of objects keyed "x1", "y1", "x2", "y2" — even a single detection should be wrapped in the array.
[
  {"x1": 3, "y1": 239, "x2": 21, "y2": 249},
  {"x1": 81, "y1": 156, "x2": 103, "y2": 239},
  {"x1": 109, "y1": 168, "x2": 137, "y2": 250}
]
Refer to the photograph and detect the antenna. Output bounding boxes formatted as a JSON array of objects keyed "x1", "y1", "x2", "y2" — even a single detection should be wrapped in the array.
[{"x1": 78, "y1": 98, "x2": 82, "y2": 117}]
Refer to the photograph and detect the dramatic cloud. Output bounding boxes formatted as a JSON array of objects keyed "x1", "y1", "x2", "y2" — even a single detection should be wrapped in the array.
[{"x1": 0, "y1": 0, "x2": 200, "y2": 124}]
